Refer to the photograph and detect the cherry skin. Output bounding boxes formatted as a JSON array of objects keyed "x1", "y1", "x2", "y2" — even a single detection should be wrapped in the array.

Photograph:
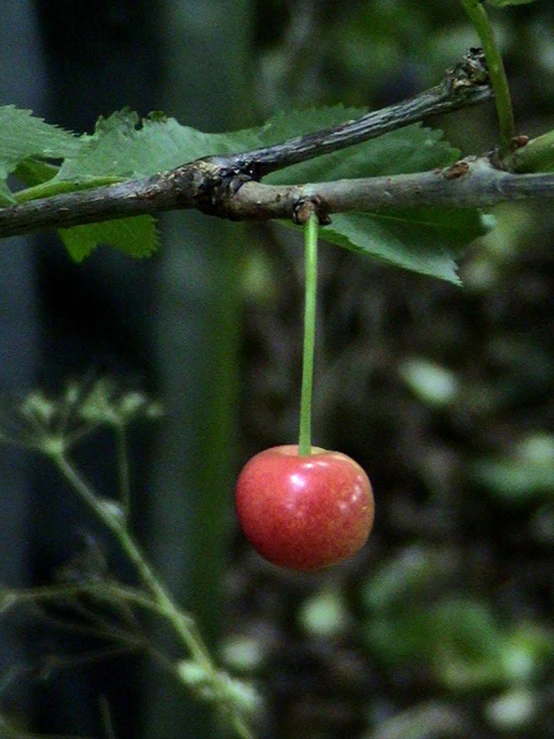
[{"x1": 235, "y1": 445, "x2": 374, "y2": 571}]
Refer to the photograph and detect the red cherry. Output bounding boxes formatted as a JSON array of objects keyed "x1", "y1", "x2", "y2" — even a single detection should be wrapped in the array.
[{"x1": 235, "y1": 445, "x2": 374, "y2": 571}]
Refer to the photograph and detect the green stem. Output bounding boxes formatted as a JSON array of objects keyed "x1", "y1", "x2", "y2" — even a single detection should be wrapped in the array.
[
  {"x1": 461, "y1": 0, "x2": 515, "y2": 156},
  {"x1": 298, "y1": 214, "x2": 319, "y2": 456},
  {"x1": 15, "y1": 175, "x2": 124, "y2": 203},
  {"x1": 51, "y1": 450, "x2": 212, "y2": 667},
  {"x1": 114, "y1": 423, "x2": 131, "y2": 517},
  {"x1": 48, "y1": 450, "x2": 255, "y2": 739}
]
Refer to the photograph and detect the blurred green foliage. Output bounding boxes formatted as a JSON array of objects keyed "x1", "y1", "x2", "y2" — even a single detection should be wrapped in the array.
[
  {"x1": 231, "y1": 2, "x2": 554, "y2": 737},
  {"x1": 2, "y1": 2, "x2": 553, "y2": 739}
]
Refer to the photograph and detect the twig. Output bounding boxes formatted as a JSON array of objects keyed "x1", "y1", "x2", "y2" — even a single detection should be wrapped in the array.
[
  {"x1": 2, "y1": 153, "x2": 551, "y2": 240},
  {"x1": 50, "y1": 451, "x2": 213, "y2": 668},
  {"x1": 229, "y1": 47, "x2": 492, "y2": 176},
  {"x1": 225, "y1": 156, "x2": 554, "y2": 221},
  {"x1": 46, "y1": 451, "x2": 257, "y2": 739}
]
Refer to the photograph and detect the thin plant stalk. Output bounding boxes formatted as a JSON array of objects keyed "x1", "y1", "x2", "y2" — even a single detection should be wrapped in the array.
[
  {"x1": 298, "y1": 214, "x2": 319, "y2": 456},
  {"x1": 51, "y1": 451, "x2": 212, "y2": 666},
  {"x1": 460, "y1": 0, "x2": 516, "y2": 156},
  {"x1": 48, "y1": 448, "x2": 254, "y2": 739},
  {"x1": 114, "y1": 423, "x2": 131, "y2": 517}
]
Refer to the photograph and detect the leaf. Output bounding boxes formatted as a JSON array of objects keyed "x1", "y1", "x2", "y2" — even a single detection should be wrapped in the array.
[
  {"x1": 0, "y1": 106, "x2": 78, "y2": 202},
  {"x1": 265, "y1": 118, "x2": 489, "y2": 283},
  {"x1": 399, "y1": 358, "x2": 460, "y2": 406},
  {"x1": 361, "y1": 545, "x2": 455, "y2": 612},
  {"x1": 55, "y1": 109, "x2": 262, "y2": 181},
  {"x1": 364, "y1": 609, "x2": 432, "y2": 667},
  {"x1": 13, "y1": 158, "x2": 60, "y2": 187},
  {"x1": 319, "y1": 209, "x2": 488, "y2": 283},
  {"x1": 267, "y1": 117, "x2": 457, "y2": 184},
  {"x1": 58, "y1": 216, "x2": 158, "y2": 262}
]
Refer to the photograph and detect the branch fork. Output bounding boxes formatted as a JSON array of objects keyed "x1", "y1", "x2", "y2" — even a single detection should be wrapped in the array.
[{"x1": 0, "y1": 48, "x2": 551, "y2": 240}]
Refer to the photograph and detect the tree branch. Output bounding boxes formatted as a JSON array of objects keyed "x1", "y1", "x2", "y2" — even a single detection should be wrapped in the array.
[
  {"x1": 0, "y1": 49, "x2": 497, "y2": 239},
  {"x1": 228, "y1": 47, "x2": 492, "y2": 176},
  {"x1": 1, "y1": 48, "x2": 546, "y2": 240},
  {"x1": 226, "y1": 157, "x2": 554, "y2": 221},
  {"x1": 2, "y1": 155, "x2": 554, "y2": 240}
]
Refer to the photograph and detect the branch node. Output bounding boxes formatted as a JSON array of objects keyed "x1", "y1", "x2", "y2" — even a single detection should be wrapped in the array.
[
  {"x1": 293, "y1": 196, "x2": 331, "y2": 226},
  {"x1": 445, "y1": 47, "x2": 490, "y2": 97},
  {"x1": 191, "y1": 156, "x2": 261, "y2": 220},
  {"x1": 442, "y1": 160, "x2": 471, "y2": 180}
]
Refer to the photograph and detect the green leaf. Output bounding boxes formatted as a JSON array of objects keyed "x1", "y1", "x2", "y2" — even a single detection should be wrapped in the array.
[
  {"x1": 364, "y1": 609, "x2": 433, "y2": 667},
  {"x1": 364, "y1": 596, "x2": 552, "y2": 690},
  {"x1": 432, "y1": 600, "x2": 507, "y2": 691},
  {"x1": 266, "y1": 117, "x2": 490, "y2": 283},
  {"x1": 0, "y1": 106, "x2": 78, "y2": 202},
  {"x1": 58, "y1": 216, "x2": 158, "y2": 262},
  {"x1": 361, "y1": 545, "x2": 455, "y2": 612},
  {"x1": 54, "y1": 106, "x2": 378, "y2": 184},
  {"x1": 471, "y1": 433, "x2": 554, "y2": 504},
  {"x1": 267, "y1": 117, "x2": 456, "y2": 183},
  {"x1": 318, "y1": 208, "x2": 489, "y2": 283},
  {"x1": 13, "y1": 158, "x2": 60, "y2": 187},
  {"x1": 260, "y1": 106, "x2": 366, "y2": 148},
  {"x1": 55, "y1": 108, "x2": 261, "y2": 181},
  {"x1": 400, "y1": 357, "x2": 460, "y2": 406}
]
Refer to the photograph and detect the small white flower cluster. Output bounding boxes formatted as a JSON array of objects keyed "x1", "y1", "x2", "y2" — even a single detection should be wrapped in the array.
[{"x1": 0, "y1": 378, "x2": 162, "y2": 454}]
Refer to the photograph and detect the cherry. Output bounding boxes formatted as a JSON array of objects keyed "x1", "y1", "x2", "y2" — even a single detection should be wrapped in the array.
[
  {"x1": 236, "y1": 216, "x2": 375, "y2": 570},
  {"x1": 235, "y1": 444, "x2": 374, "y2": 571}
]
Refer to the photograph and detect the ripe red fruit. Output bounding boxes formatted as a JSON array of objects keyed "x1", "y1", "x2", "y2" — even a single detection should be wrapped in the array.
[{"x1": 235, "y1": 445, "x2": 374, "y2": 571}]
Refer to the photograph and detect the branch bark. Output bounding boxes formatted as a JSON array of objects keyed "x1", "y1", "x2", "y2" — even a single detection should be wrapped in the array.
[
  {"x1": 228, "y1": 47, "x2": 492, "y2": 176},
  {"x1": 1, "y1": 49, "x2": 551, "y2": 240},
  {"x1": 2, "y1": 155, "x2": 554, "y2": 238},
  {"x1": 226, "y1": 158, "x2": 554, "y2": 220}
]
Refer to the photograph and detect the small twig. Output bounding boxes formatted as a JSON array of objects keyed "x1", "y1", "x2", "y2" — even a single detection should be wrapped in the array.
[
  {"x1": 99, "y1": 695, "x2": 117, "y2": 739},
  {"x1": 50, "y1": 452, "x2": 212, "y2": 667},
  {"x1": 114, "y1": 423, "x2": 131, "y2": 517}
]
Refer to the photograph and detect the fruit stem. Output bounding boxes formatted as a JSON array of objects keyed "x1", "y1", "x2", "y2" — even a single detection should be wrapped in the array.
[{"x1": 298, "y1": 213, "x2": 318, "y2": 456}]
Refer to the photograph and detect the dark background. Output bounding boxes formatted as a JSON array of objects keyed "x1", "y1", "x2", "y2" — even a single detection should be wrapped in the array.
[{"x1": 0, "y1": 1, "x2": 553, "y2": 738}]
